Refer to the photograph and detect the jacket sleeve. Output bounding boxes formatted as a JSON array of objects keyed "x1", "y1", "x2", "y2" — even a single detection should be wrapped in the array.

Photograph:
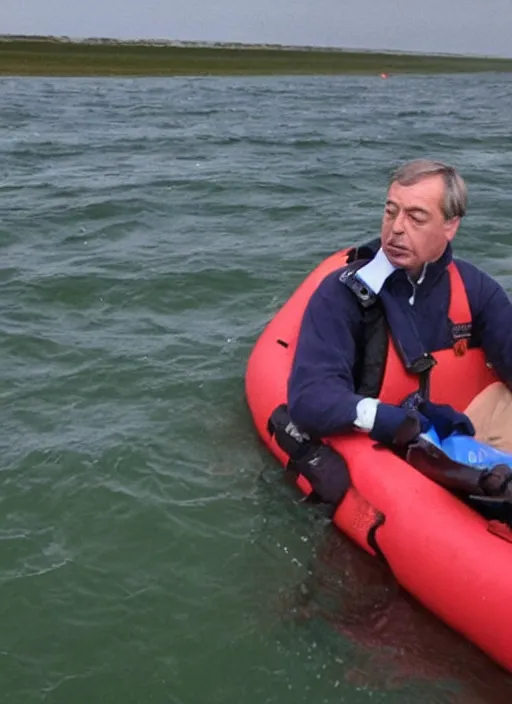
[
  {"x1": 461, "y1": 261, "x2": 512, "y2": 387},
  {"x1": 287, "y1": 270, "x2": 364, "y2": 436}
]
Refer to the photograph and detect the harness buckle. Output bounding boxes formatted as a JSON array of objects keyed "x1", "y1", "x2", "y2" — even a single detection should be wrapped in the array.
[
  {"x1": 407, "y1": 352, "x2": 437, "y2": 375},
  {"x1": 338, "y1": 269, "x2": 376, "y2": 308}
]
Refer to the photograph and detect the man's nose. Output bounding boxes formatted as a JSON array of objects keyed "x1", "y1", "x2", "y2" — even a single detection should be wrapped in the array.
[{"x1": 392, "y1": 210, "x2": 406, "y2": 234}]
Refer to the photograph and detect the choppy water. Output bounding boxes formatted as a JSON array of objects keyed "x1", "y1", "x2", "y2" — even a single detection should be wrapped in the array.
[{"x1": 1, "y1": 73, "x2": 512, "y2": 704}]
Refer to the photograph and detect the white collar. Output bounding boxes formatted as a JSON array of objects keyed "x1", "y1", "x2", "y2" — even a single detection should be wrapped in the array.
[{"x1": 355, "y1": 247, "x2": 396, "y2": 294}]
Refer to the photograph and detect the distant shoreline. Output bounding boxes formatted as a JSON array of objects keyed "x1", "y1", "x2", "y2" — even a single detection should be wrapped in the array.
[{"x1": 2, "y1": 35, "x2": 512, "y2": 76}]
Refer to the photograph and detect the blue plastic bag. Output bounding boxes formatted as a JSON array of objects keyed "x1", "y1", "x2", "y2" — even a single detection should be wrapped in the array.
[{"x1": 420, "y1": 427, "x2": 512, "y2": 470}]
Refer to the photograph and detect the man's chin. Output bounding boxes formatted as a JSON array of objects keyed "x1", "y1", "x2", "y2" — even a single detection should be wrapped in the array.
[{"x1": 385, "y1": 248, "x2": 413, "y2": 268}]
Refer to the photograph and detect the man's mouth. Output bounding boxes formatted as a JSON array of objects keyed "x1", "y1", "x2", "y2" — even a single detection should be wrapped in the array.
[{"x1": 387, "y1": 243, "x2": 408, "y2": 253}]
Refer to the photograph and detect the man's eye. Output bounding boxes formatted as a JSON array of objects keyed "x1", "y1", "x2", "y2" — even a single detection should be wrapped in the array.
[
  {"x1": 385, "y1": 209, "x2": 396, "y2": 217},
  {"x1": 410, "y1": 213, "x2": 427, "y2": 224}
]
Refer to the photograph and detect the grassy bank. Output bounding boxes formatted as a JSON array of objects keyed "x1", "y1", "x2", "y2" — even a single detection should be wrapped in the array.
[{"x1": 2, "y1": 37, "x2": 512, "y2": 76}]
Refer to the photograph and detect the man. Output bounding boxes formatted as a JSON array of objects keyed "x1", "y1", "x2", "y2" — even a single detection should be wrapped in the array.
[{"x1": 282, "y1": 159, "x2": 512, "y2": 505}]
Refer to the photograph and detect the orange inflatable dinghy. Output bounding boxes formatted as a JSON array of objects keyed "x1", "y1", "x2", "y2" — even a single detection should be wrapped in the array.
[{"x1": 245, "y1": 246, "x2": 512, "y2": 673}]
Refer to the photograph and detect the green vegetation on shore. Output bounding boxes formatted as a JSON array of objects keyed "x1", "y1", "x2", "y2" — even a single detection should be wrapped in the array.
[{"x1": 2, "y1": 36, "x2": 512, "y2": 76}]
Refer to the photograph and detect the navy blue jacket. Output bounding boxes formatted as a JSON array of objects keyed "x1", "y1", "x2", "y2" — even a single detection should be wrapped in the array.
[{"x1": 288, "y1": 241, "x2": 512, "y2": 437}]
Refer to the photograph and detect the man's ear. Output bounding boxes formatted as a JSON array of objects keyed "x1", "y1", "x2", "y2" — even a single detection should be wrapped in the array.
[{"x1": 444, "y1": 217, "x2": 460, "y2": 242}]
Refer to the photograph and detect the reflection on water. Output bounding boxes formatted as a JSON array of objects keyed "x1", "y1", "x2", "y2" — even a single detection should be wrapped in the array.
[{"x1": 289, "y1": 527, "x2": 512, "y2": 703}]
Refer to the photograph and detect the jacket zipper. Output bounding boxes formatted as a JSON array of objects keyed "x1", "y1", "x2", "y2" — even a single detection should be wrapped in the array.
[{"x1": 407, "y1": 264, "x2": 428, "y2": 306}]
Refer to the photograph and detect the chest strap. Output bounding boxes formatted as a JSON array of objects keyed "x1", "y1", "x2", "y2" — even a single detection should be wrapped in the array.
[
  {"x1": 447, "y1": 261, "x2": 472, "y2": 356},
  {"x1": 400, "y1": 262, "x2": 472, "y2": 403}
]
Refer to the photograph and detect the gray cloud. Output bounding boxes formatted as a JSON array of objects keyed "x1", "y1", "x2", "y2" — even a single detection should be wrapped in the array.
[{"x1": 1, "y1": 0, "x2": 511, "y2": 57}]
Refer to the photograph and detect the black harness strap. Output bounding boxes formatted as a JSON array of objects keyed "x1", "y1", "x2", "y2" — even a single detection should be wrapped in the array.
[
  {"x1": 337, "y1": 250, "x2": 390, "y2": 399},
  {"x1": 356, "y1": 302, "x2": 388, "y2": 398}
]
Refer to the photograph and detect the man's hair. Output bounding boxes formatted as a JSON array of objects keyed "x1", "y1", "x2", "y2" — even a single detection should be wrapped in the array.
[{"x1": 390, "y1": 159, "x2": 467, "y2": 220}]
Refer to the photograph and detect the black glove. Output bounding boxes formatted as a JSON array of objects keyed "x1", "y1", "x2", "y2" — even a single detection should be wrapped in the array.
[
  {"x1": 418, "y1": 401, "x2": 475, "y2": 440},
  {"x1": 267, "y1": 404, "x2": 312, "y2": 460},
  {"x1": 291, "y1": 444, "x2": 351, "y2": 506},
  {"x1": 268, "y1": 404, "x2": 350, "y2": 506},
  {"x1": 370, "y1": 403, "x2": 430, "y2": 447},
  {"x1": 479, "y1": 464, "x2": 512, "y2": 498}
]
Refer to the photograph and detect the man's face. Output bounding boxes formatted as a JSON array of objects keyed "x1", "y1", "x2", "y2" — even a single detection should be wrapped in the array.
[{"x1": 380, "y1": 174, "x2": 460, "y2": 274}]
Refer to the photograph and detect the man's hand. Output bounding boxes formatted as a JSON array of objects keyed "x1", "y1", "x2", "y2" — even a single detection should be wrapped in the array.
[
  {"x1": 419, "y1": 400, "x2": 475, "y2": 440},
  {"x1": 369, "y1": 403, "x2": 430, "y2": 447}
]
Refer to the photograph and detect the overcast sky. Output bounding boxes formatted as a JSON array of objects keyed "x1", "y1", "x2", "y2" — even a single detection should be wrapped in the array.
[{"x1": 2, "y1": 0, "x2": 512, "y2": 58}]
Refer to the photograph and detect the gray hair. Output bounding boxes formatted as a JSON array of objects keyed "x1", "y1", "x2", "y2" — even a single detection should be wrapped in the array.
[{"x1": 390, "y1": 159, "x2": 467, "y2": 220}]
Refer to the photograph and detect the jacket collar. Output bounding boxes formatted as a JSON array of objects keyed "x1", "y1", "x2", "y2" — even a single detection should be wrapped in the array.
[{"x1": 349, "y1": 237, "x2": 453, "y2": 294}]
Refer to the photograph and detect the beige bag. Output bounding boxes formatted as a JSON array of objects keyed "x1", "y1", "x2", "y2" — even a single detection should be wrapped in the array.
[{"x1": 464, "y1": 382, "x2": 512, "y2": 454}]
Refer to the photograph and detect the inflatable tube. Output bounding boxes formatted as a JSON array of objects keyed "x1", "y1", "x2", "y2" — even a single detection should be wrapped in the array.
[{"x1": 245, "y1": 247, "x2": 512, "y2": 673}]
